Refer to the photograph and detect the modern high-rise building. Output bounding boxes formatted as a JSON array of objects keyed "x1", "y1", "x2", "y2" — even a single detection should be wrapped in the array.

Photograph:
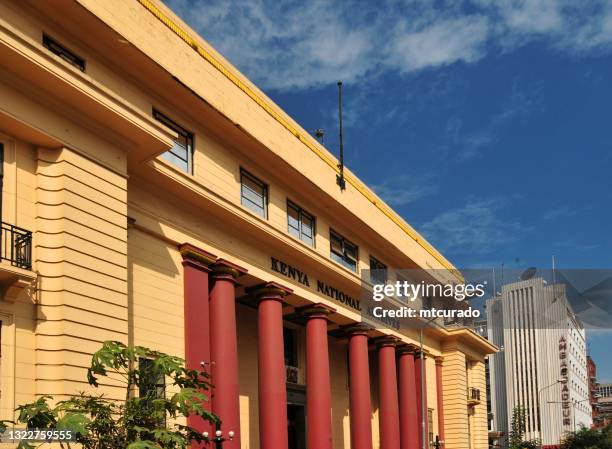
[
  {"x1": 486, "y1": 278, "x2": 591, "y2": 449},
  {"x1": 474, "y1": 318, "x2": 505, "y2": 449}
]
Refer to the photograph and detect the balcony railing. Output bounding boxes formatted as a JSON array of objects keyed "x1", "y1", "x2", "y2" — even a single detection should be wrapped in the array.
[
  {"x1": 1, "y1": 222, "x2": 32, "y2": 269},
  {"x1": 468, "y1": 387, "x2": 481, "y2": 405}
]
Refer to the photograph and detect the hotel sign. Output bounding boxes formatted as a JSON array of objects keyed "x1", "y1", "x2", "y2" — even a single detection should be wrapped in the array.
[{"x1": 559, "y1": 336, "x2": 571, "y2": 426}]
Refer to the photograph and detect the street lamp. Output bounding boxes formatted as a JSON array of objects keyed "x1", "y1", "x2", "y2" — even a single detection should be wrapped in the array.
[
  {"x1": 537, "y1": 378, "x2": 565, "y2": 440},
  {"x1": 202, "y1": 422, "x2": 235, "y2": 449},
  {"x1": 546, "y1": 398, "x2": 591, "y2": 431}
]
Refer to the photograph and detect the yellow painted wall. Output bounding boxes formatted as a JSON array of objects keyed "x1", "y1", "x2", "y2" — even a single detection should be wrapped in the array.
[
  {"x1": 0, "y1": 2, "x2": 496, "y2": 448},
  {"x1": 35, "y1": 147, "x2": 128, "y2": 400},
  {"x1": 469, "y1": 361, "x2": 488, "y2": 449},
  {"x1": 1, "y1": 134, "x2": 39, "y2": 423},
  {"x1": 442, "y1": 344, "x2": 469, "y2": 449}
]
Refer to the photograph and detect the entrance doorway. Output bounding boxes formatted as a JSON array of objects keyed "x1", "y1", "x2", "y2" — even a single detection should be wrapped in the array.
[
  {"x1": 287, "y1": 385, "x2": 306, "y2": 449},
  {"x1": 287, "y1": 404, "x2": 306, "y2": 449}
]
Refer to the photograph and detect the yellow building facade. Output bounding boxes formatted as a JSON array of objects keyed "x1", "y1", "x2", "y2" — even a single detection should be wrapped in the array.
[{"x1": 0, "y1": 1, "x2": 495, "y2": 448}]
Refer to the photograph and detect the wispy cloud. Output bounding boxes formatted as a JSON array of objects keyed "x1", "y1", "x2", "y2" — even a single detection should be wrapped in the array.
[
  {"x1": 419, "y1": 197, "x2": 529, "y2": 256},
  {"x1": 371, "y1": 174, "x2": 438, "y2": 207},
  {"x1": 543, "y1": 205, "x2": 576, "y2": 221},
  {"x1": 167, "y1": 0, "x2": 612, "y2": 91},
  {"x1": 445, "y1": 81, "x2": 543, "y2": 159}
]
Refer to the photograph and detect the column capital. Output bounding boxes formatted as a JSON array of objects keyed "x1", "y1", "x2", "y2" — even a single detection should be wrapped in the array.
[
  {"x1": 248, "y1": 281, "x2": 293, "y2": 301},
  {"x1": 340, "y1": 322, "x2": 374, "y2": 337},
  {"x1": 374, "y1": 335, "x2": 401, "y2": 349},
  {"x1": 211, "y1": 258, "x2": 248, "y2": 280},
  {"x1": 179, "y1": 242, "x2": 217, "y2": 270},
  {"x1": 297, "y1": 303, "x2": 336, "y2": 319},
  {"x1": 435, "y1": 356, "x2": 444, "y2": 366},
  {"x1": 397, "y1": 343, "x2": 420, "y2": 355}
]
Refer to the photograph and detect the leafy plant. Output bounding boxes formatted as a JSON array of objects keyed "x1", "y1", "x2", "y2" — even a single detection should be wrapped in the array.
[
  {"x1": 508, "y1": 406, "x2": 541, "y2": 449},
  {"x1": 0, "y1": 341, "x2": 216, "y2": 448},
  {"x1": 561, "y1": 424, "x2": 612, "y2": 449}
]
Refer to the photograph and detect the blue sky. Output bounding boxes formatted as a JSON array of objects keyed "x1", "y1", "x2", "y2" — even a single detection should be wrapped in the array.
[{"x1": 168, "y1": 0, "x2": 612, "y2": 381}]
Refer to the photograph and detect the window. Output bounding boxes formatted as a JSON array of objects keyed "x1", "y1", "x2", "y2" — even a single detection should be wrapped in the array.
[
  {"x1": 283, "y1": 327, "x2": 298, "y2": 367},
  {"x1": 153, "y1": 110, "x2": 193, "y2": 173},
  {"x1": 139, "y1": 358, "x2": 166, "y2": 426},
  {"x1": 240, "y1": 169, "x2": 268, "y2": 218},
  {"x1": 42, "y1": 34, "x2": 85, "y2": 71},
  {"x1": 369, "y1": 256, "x2": 387, "y2": 284},
  {"x1": 287, "y1": 200, "x2": 315, "y2": 246},
  {"x1": 330, "y1": 229, "x2": 358, "y2": 272},
  {"x1": 428, "y1": 408, "x2": 434, "y2": 448}
]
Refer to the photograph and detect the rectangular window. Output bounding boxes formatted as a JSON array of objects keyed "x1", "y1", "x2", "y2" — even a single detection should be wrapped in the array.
[
  {"x1": 428, "y1": 408, "x2": 434, "y2": 448},
  {"x1": 369, "y1": 256, "x2": 387, "y2": 284},
  {"x1": 287, "y1": 200, "x2": 315, "y2": 246},
  {"x1": 330, "y1": 229, "x2": 358, "y2": 272},
  {"x1": 42, "y1": 34, "x2": 85, "y2": 71},
  {"x1": 139, "y1": 358, "x2": 166, "y2": 426},
  {"x1": 153, "y1": 110, "x2": 194, "y2": 173},
  {"x1": 240, "y1": 169, "x2": 268, "y2": 218},
  {"x1": 283, "y1": 327, "x2": 298, "y2": 367}
]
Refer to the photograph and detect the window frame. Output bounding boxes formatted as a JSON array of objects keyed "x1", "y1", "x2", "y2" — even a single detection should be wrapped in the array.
[
  {"x1": 42, "y1": 34, "x2": 86, "y2": 72},
  {"x1": 428, "y1": 407, "x2": 434, "y2": 447},
  {"x1": 153, "y1": 109, "x2": 194, "y2": 174},
  {"x1": 329, "y1": 229, "x2": 358, "y2": 272},
  {"x1": 286, "y1": 200, "x2": 316, "y2": 247},
  {"x1": 283, "y1": 327, "x2": 298, "y2": 368},
  {"x1": 369, "y1": 255, "x2": 388, "y2": 284},
  {"x1": 138, "y1": 357, "x2": 167, "y2": 427},
  {"x1": 240, "y1": 169, "x2": 268, "y2": 219}
]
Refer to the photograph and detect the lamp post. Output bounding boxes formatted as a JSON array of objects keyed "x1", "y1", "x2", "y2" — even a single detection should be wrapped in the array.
[
  {"x1": 537, "y1": 378, "x2": 566, "y2": 440},
  {"x1": 546, "y1": 398, "x2": 591, "y2": 432},
  {"x1": 203, "y1": 422, "x2": 235, "y2": 449}
]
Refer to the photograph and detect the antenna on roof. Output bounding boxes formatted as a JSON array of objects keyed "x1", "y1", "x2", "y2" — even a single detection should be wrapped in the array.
[
  {"x1": 314, "y1": 128, "x2": 325, "y2": 142},
  {"x1": 336, "y1": 81, "x2": 346, "y2": 190}
]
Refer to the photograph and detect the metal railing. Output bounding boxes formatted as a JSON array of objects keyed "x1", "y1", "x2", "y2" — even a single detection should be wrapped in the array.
[
  {"x1": 1, "y1": 222, "x2": 32, "y2": 269},
  {"x1": 468, "y1": 387, "x2": 481, "y2": 402}
]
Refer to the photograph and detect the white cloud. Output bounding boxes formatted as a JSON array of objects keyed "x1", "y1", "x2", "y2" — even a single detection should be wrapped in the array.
[
  {"x1": 419, "y1": 198, "x2": 528, "y2": 255},
  {"x1": 388, "y1": 16, "x2": 489, "y2": 72},
  {"x1": 166, "y1": 0, "x2": 612, "y2": 91}
]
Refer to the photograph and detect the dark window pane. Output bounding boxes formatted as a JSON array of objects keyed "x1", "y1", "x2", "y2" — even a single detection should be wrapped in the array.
[
  {"x1": 301, "y1": 214, "x2": 313, "y2": 238},
  {"x1": 330, "y1": 230, "x2": 358, "y2": 272},
  {"x1": 370, "y1": 256, "x2": 388, "y2": 284},
  {"x1": 283, "y1": 327, "x2": 297, "y2": 367}
]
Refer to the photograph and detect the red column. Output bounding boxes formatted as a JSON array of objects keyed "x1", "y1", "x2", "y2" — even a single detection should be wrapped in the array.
[
  {"x1": 415, "y1": 353, "x2": 429, "y2": 449},
  {"x1": 435, "y1": 357, "x2": 445, "y2": 447},
  {"x1": 250, "y1": 282, "x2": 293, "y2": 449},
  {"x1": 346, "y1": 324, "x2": 374, "y2": 449},
  {"x1": 377, "y1": 336, "x2": 401, "y2": 449},
  {"x1": 398, "y1": 347, "x2": 419, "y2": 449},
  {"x1": 302, "y1": 304, "x2": 336, "y2": 449},
  {"x1": 179, "y1": 243, "x2": 217, "y2": 441},
  {"x1": 209, "y1": 260, "x2": 247, "y2": 449}
]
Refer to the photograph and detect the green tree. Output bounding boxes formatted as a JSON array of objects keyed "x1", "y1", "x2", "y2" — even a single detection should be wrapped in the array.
[
  {"x1": 508, "y1": 406, "x2": 540, "y2": 449},
  {"x1": 0, "y1": 341, "x2": 217, "y2": 449},
  {"x1": 561, "y1": 424, "x2": 612, "y2": 449}
]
